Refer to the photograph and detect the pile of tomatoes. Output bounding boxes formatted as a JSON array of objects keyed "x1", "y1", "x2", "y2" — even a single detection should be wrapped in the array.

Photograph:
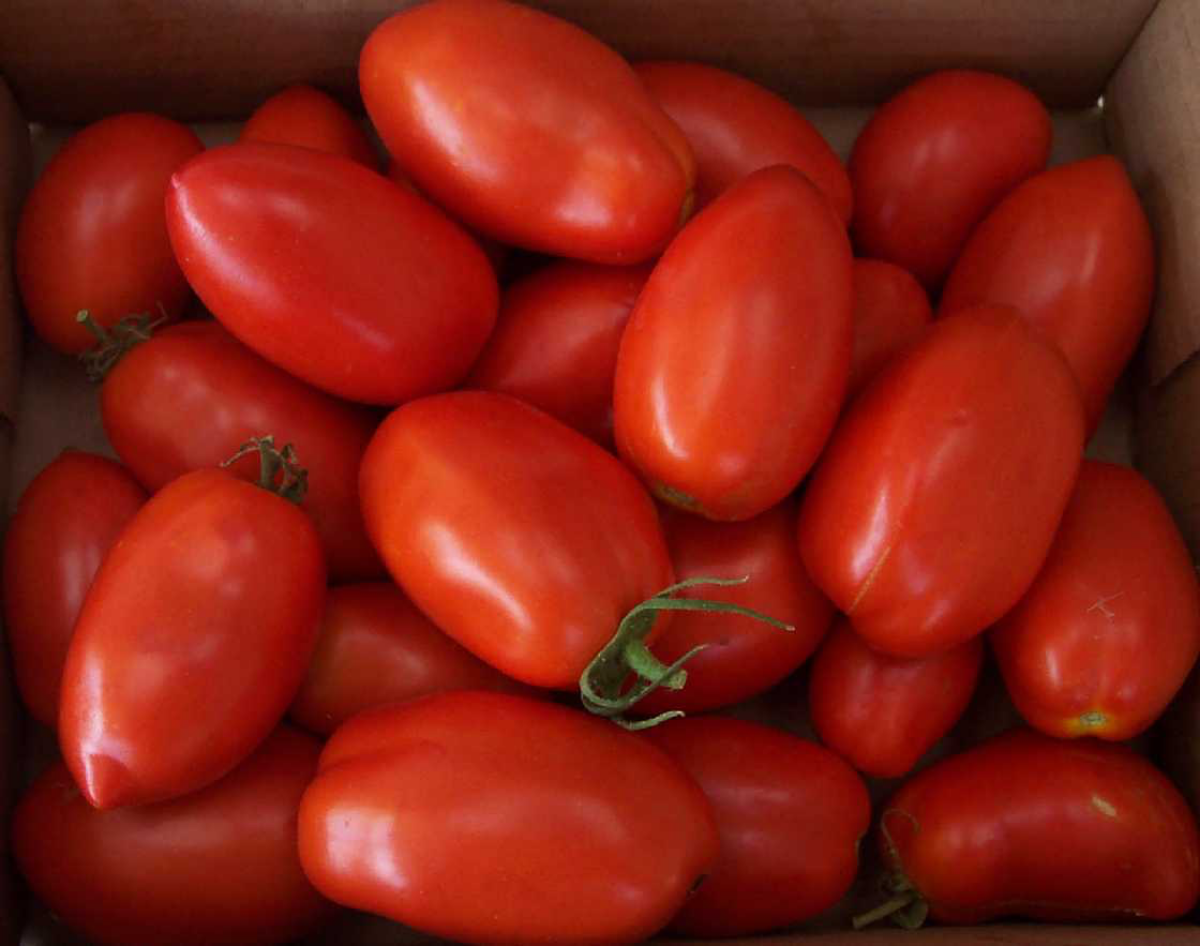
[{"x1": 5, "y1": 0, "x2": 1200, "y2": 943}]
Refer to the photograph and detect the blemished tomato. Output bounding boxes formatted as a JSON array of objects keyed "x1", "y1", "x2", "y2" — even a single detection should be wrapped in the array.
[
  {"x1": 99, "y1": 320, "x2": 382, "y2": 581},
  {"x1": 466, "y1": 261, "x2": 651, "y2": 447},
  {"x1": 2, "y1": 451, "x2": 147, "y2": 728},
  {"x1": 239, "y1": 84, "x2": 378, "y2": 168},
  {"x1": 359, "y1": 0, "x2": 695, "y2": 264},
  {"x1": 847, "y1": 258, "x2": 931, "y2": 401},
  {"x1": 297, "y1": 691, "x2": 718, "y2": 946},
  {"x1": 290, "y1": 582, "x2": 534, "y2": 735},
  {"x1": 797, "y1": 304, "x2": 1085, "y2": 658},
  {"x1": 15, "y1": 113, "x2": 202, "y2": 353},
  {"x1": 849, "y1": 69, "x2": 1051, "y2": 290},
  {"x1": 939, "y1": 155, "x2": 1155, "y2": 431},
  {"x1": 165, "y1": 142, "x2": 498, "y2": 405},
  {"x1": 14, "y1": 727, "x2": 336, "y2": 946},
  {"x1": 635, "y1": 60, "x2": 852, "y2": 223},
  {"x1": 614, "y1": 165, "x2": 853, "y2": 521},
  {"x1": 646, "y1": 716, "x2": 869, "y2": 937},
  {"x1": 809, "y1": 619, "x2": 983, "y2": 778},
  {"x1": 59, "y1": 456, "x2": 326, "y2": 809},
  {"x1": 991, "y1": 460, "x2": 1200, "y2": 741}
]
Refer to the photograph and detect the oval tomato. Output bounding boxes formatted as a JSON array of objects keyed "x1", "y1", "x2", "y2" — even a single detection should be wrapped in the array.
[
  {"x1": 165, "y1": 142, "x2": 498, "y2": 405},
  {"x1": 847, "y1": 258, "x2": 931, "y2": 401},
  {"x1": 3, "y1": 451, "x2": 147, "y2": 728},
  {"x1": 240, "y1": 84, "x2": 378, "y2": 168},
  {"x1": 359, "y1": 0, "x2": 694, "y2": 264},
  {"x1": 15, "y1": 113, "x2": 202, "y2": 353},
  {"x1": 614, "y1": 165, "x2": 853, "y2": 521},
  {"x1": 298, "y1": 691, "x2": 718, "y2": 946}
]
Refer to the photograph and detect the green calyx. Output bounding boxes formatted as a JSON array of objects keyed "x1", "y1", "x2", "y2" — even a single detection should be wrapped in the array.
[
  {"x1": 221, "y1": 435, "x2": 308, "y2": 505},
  {"x1": 853, "y1": 808, "x2": 929, "y2": 930},
  {"x1": 77, "y1": 307, "x2": 166, "y2": 381}
]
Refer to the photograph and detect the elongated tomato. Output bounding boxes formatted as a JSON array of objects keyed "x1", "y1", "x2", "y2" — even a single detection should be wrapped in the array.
[
  {"x1": 240, "y1": 85, "x2": 378, "y2": 168},
  {"x1": 847, "y1": 258, "x2": 931, "y2": 401}
]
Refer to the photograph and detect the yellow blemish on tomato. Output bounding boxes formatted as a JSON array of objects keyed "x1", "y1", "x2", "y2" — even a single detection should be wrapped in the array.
[{"x1": 1092, "y1": 794, "x2": 1118, "y2": 818}]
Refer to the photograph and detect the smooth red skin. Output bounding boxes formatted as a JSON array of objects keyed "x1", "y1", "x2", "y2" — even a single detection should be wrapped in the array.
[
  {"x1": 359, "y1": 391, "x2": 673, "y2": 689},
  {"x1": 939, "y1": 155, "x2": 1155, "y2": 431},
  {"x1": 635, "y1": 60, "x2": 851, "y2": 224},
  {"x1": 59, "y1": 468, "x2": 326, "y2": 809},
  {"x1": 991, "y1": 461, "x2": 1200, "y2": 741},
  {"x1": 614, "y1": 165, "x2": 853, "y2": 521},
  {"x1": 635, "y1": 501, "x2": 833, "y2": 716},
  {"x1": 166, "y1": 143, "x2": 498, "y2": 405},
  {"x1": 881, "y1": 729, "x2": 1200, "y2": 922},
  {"x1": 240, "y1": 84, "x2": 378, "y2": 168},
  {"x1": 847, "y1": 258, "x2": 932, "y2": 401},
  {"x1": 2, "y1": 451, "x2": 147, "y2": 728},
  {"x1": 298, "y1": 691, "x2": 718, "y2": 946},
  {"x1": 809, "y1": 619, "x2": 983, "y2": 778},
  {"x1": 797, "y1": 305, "x2": 1085, "y2": 658},
  {"x1": 15, "y1": 113, "x2": 202, "y2": 353},
  {"x1": 647, "y1": 716, "x2": 869, "y2": 936},
  {"x1": 849, "y1": 69, "x2": 1051, "y2": 290},
  {"x1": 100, "y1": 320, "x2": 382, "y2": 581},
  {"x1": 467, "y1": 261, "x2": 651, "y2": 447},
  {"x1": 359, "y1": 0, "x2": 695, "y2": 264},
  {"x1": 289, "y1": 582, "x2": 535, "y2": 735},
  {"x1": 13, "y1": 728, "x2": 336, "y2": 946}
]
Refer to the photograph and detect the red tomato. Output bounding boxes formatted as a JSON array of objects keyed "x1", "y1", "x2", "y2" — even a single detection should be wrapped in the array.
[
  {"x1": 99, "y1": 320, "x2": 382, "y2": 581},
  {"x1": 849, "y1": 69, "x2": 1051, "y2": 290},
  {"x1": 646, "y1": 716, "x2": 868, "y2": 936},
  {"x1": 59, "y1": 460, "x2": 326, "y2": 809},
  {"x1": 165, "y1": 143, "x2": 498, "y2": 405},
  {"x1": 635, "y1": 60, "x2": 851, "y2": 223},
  {"x1": 797, "y1": 304, "x2": 1085, "y2": 658},
  {"x1": 809, "y1": 619, "x2": 983, "y2": 778},
  {"x1": 466, "y1": 261, "x2": 651, "y2": 446},
  {"x1": 991, "y1": 461, "x2": 1200, "y2": 740},
  {"x1": 939, "y1": 155, "x2": 1155, "y2": 431},
  {"x1": 14, "y1": 727, "x2": 336, "y2": 946},
  {"x1": 239, "y1": 84, "x2": 378, "y2": 168},
  {"x1": 614, "y1": 165, "x2": 853, "y2": 521},
  {"x1": 2, "y1": 451, "x2": 146, "y2": 728},
  {"x1": 359, "y1": 0, "x2": 695, "y2": 264},
  {"x1": 847, "y1": 258, "x2": 931, "y2": 401},
  {"x1": 297, "y1": 691, "x2": 717, "y2": 946},
  {"x1": 15, "y1": 113, "x2": 202, "y2": 353}
]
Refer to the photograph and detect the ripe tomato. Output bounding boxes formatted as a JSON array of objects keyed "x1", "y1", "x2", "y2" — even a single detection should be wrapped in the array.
[
  {"x1": 614, "y1": 165, "x2": 853, "y2": 521},
  {"x1": 3, "y1": 451, "x2": 146, "y2": 728},
  {"x1": 297, "y1": 691, "x2": 718, "y2": 946},
  {"x1": 359, "y1": 0, "x2": 694, "y2": 264},
  {"x1": 466, "y1": 261, "x2": 651, "y2": 447},
  {"x1": 15, "y1": 113, "x2": 202, "y2": 353},
  {"x1": 991, "y1": 461, "x2": 1200, "y2": 740},
  {"x1": 939, "y1": 155, "x2": 1155, "y2": 430},
  {"x1": 847, "y1": 258, "x2": 931, "y2": 401},
  {"x1": 14, "y1": 727, "x2": 336, "y2": 946},
  {"x1": 240, "y1": 84, "x2": 378, "y2": 168},
  {"x1": 797, "y1": 304, "x2": 1085, "y2": 658},
  {"x1": 646, "y1": 716, "x2": 869, "y2": 936},
  {"x1": 809, "y1": 619, "x2": 983, "y2": 778},
  {"x1": 635, "y1": 60, "x2": 851, "y2": 223},
  {"x1": 165, "y1": 142, "x2": 498, "y2": 405},
  {"x1": 849, "y1": 69, "x2": 1051, "y2": 290}
]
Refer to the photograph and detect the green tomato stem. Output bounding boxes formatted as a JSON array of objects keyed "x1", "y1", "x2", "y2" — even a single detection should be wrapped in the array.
[
  {"x1": 221, "y1": 435, "x2": 308, "y2": 505},
  {"x1": 77, "y1": 307, "x2": 166, "y2": 381}
]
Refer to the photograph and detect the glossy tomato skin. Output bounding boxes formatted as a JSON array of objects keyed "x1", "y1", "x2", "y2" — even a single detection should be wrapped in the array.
[
  {"x1": 809, "y1": 619, "x2": 983, "y2": 778},
  {"x1": 880, "y1": 729, "x2": 1200, "y2": 922},
  {"x1": 635, "y1": 60, "x2": 851, "y2": 223},
  {"x1": 614, "y1": 165, "x2": 853, "y2": 521},
  {"x1": 647, "y1": 716, "x2": 868, "y2": 936},
  {"x1": 467, "y1": 261, "x2": 651, "y2": 447},
  {"x1": 14, "y1": 727, "x2": 336, "y2": 946},
  {"x1": 359, "y1": 0, "x2": 694, "y2": 264},
  {"x1": 359, "y1": 391, "x2": 673, "y2": 688},
  {"x1": 240, "y1": 84, "x2": 378, "y2": 168},
  {"x1": 15, "y1": 113, "x2": 202, "y2": 353},
  {"x1": 992, "y1": 461, "x2": 1200, "y2": 740},
  {"x1": 100, "y1": 320, "x2": 382, "y2": 581},
  {"x1": 166, "y1": 143, "x2": 498, "y2": 405},
  {"x1": 849, "y1": 69, "x2": 1051, "y2": 290},
  {"x1": 847, "y1": 258, "x2": 931, "y2": 401},
  {"x1": 940, "y1": 156, "x2": 1154, "y2": 430},
  {"x1": 59, "y1": 468, "x2": 326, "y2": 809},
  {"x1": 2, "y1": 451, "x2": 147, "y2": 728},
  {"x1": 798, "y1": 304, "x2": 1085, "y2": 658}
]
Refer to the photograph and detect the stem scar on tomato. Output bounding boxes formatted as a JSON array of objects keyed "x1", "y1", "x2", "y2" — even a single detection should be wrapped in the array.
[{"x1": 221, "y1": 436, "x2": 308, "y2": 505}]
